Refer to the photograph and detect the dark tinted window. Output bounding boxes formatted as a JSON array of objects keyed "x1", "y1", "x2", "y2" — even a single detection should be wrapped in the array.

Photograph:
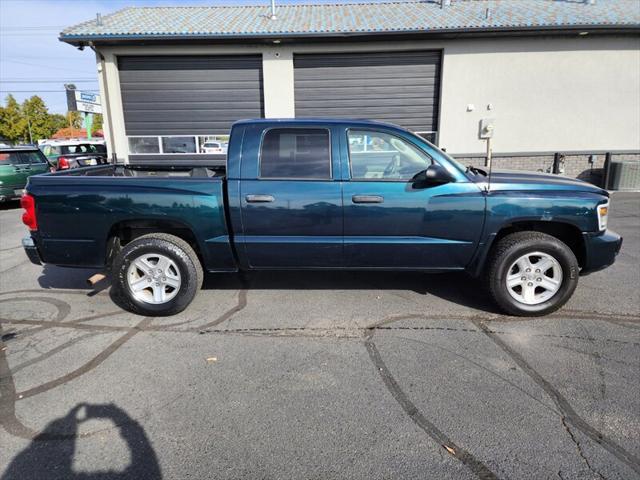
[
  {"x1": 0, "y1": 152, "x2": 21, "y2": 165},
  {"x1": 260, "y1": 128, "x2": 330, "y2": 179},
  {"x1": 0, "y1": 151, "x2": 44, "y2": 165},
  {"x1": 23, "y1": 151, "x2": 47, "y2": 164}
]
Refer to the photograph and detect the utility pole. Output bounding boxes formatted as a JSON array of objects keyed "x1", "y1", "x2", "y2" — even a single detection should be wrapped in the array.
[{"x1": 26, "y1": 116, "x2": 33, "y2": 144}]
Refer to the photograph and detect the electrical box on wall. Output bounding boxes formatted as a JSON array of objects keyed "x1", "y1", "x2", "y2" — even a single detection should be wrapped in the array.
[{"x1": 479, "y1": 118, "x2": 495, "y2": 139}]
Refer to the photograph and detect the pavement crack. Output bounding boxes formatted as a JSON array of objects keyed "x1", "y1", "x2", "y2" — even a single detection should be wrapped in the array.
[
  {"x1": 363, "y1": 329, "x2": 500, "y2": 480},
  {"x1": 474, "y1": 319, "x2": 640, "y2": 476},
  {"x1": 561, "y1": 417, "x2": 607, "y2": 480}
]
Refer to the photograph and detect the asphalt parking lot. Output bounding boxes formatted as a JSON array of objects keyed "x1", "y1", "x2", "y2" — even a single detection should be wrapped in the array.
[{"x1": 0, "y1": 192, "x2": 638, "y2": 480}]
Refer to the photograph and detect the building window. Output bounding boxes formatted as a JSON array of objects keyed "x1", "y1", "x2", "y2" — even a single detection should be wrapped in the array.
[
  {"x1": 260, "y1": 128, "x2": 331, "y2": 179},
  {"x1": 128, "y1": 137, "x2": 160, "y2": 154},
  {"x1": 127, "y1": 135, "x2": 229, "y2": 155},
  {"x1": 162, "y1": 136, "x2": 197, "y2": 154}
]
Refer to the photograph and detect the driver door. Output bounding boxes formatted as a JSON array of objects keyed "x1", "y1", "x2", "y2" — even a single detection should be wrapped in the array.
[{"x1": 342, "y1": 128, "x2": 484, "y2": 269}]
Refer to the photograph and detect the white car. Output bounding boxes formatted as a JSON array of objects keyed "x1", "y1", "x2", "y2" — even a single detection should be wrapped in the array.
[{"x1": 202, "y1": 141, "x2": 227, "y2": 154}]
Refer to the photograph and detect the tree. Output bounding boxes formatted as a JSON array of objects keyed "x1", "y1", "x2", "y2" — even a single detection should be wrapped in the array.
[
  {"x1": 50, "y1": 113, "x2": 68, "y2": 132},
  {"x1": 91, "y1": 113, "x2": 103, "y2": 136},
  {"x1": 0, "y1": 94, "x2": 27, "y2": 142},
  {"x1": 66, "y1": 111, "x2": 82, "y2": 129},
  {"x1": 22, "y1": 96, "x2": 55, "y2": 142}
]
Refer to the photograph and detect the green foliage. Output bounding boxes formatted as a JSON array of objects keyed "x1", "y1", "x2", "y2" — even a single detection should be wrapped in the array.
[
  {"x1": 0, "y1": 95, "x2": 28, "y2": 142},
  {"x1": 92, "y1": 113, "x2": 104, "y2": 135},
  {"x1": 50, "y1": 114, "x2": 68, "y2": 132},
  {"x1": 67, "y1": 111, "x2": 82, "y2": 129},
  {"x1": 0, "y1": 95, "x2": 88, "y2": 143}
]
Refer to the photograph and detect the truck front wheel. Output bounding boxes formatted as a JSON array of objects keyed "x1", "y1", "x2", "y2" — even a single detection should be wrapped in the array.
[
  {"x1": 486, "y1": 231, "x2": 579, "y2": 316},
  {"x1": 112, "y1": 233, "x2": 203, "y2": 316}
]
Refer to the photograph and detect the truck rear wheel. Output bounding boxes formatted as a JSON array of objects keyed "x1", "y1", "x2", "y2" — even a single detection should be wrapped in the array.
[
  {"x1": 486, "y1": 231, "x2": 579, "y2": 316},
  {"x1": 112, "y1": 233, "x2": 203, "y2": 316}
]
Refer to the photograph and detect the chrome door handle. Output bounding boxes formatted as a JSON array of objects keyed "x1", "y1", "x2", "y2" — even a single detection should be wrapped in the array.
[
  {"x1": 246, "y1": 194, "x2": 275, "y2": 203},
  {"x1": 352, "y1": 195, "x2": 384, "y2": 204}
]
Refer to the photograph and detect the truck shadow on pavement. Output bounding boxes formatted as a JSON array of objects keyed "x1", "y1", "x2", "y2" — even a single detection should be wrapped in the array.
[
  {"x1": 1, "y1": 403, "x2": 162, "y2": 480},
  {"x1": 36, "y1": 264, "x2": 500, "y2": 314}
]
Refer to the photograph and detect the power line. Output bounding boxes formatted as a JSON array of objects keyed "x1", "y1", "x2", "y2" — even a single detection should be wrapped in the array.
[
  {"x1": 0, "y1": 89, "x2": 99, "y2": 93},
  {"x1": 1, "y1": 26, "x2": 65, "y2": 31},
  {"x1": 1, "y1": 59, "x2": 95, "y2": 75},
  {"x1": 0, "y1": 79, "x2": 97, "y2": 83}
]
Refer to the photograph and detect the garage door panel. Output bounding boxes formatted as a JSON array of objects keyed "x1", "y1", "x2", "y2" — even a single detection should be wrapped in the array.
[
  {"x1": 293, "y1": 51, "x2": 440, "y2": 67},
  {"x1": 125, "y1": 122, "x2": 245, "y2": 136},
  {"x1": 297, "y1": 88, "x2": 437, "y2": 101},
  {"x1": 123, "y1": 101, "x2": 264, "y2": 111},
  {"x1": 119, "y1": 70, "x2": 261, "y2": 83},
  {"x1": 294, "y1": 51, "x2": 440, "y2": 133},
  {"x1": 119, "y1": 55, "x2": 263, "y2": 136},
  {"x1": 119, "y1": 56, "x2": 262, "y2": 70},
  {"x1": 125, "y1": 109, "x2": 261, "y2": 123},
  {"x1": 295, "y1": 78, "x2": 437, "y2": 89}
]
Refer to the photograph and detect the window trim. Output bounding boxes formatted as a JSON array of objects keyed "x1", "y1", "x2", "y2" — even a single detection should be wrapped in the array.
[
  {"x1": 257, "y1": 126, "x2": 333, "y2": 181},
  {"x1": 346, "y1": 127, "x2": 434, "y2": 182}
]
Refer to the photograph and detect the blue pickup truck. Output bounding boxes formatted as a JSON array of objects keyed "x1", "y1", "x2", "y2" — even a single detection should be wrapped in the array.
[{"x1": 21, "y1": 119, "x2": 621, "y2": 316}]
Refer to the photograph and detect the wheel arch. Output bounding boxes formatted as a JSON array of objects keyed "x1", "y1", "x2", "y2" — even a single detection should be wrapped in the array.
[
  {"x1": 106, "y1": 218, "x2": 204, "y2": 268},
  {"x1": 470, "y1": 219, "x2": 586, "y2": 276}
]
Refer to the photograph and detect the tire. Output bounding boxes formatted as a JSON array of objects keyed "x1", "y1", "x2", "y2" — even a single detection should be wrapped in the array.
[
  {"x1": 486, "y1": 231, "x2": 579, "y2": 316},
  {"x1": 112, "y1": 233, "x2": 203, "y2": 316}
]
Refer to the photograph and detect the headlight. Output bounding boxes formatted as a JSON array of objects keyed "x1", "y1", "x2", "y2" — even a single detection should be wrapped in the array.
[{"x1": 597, "y1": 202, "x2": 609, "y2": 231}]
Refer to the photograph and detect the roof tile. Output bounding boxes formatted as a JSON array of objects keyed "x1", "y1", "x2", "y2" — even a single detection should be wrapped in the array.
[{"x1": 60, "y1": 0, "x2": 640, "y2": 40}]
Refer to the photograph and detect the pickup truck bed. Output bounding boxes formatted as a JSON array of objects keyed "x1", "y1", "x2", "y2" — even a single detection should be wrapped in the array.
[
  {"x1": 27, "y1": 164, "x2": 234, "y2": 270},
  {"x1": 22, "y1": 118, "x2": 622, "y2": 317}
]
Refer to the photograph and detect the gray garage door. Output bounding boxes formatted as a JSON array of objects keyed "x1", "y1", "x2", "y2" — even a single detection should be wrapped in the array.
[
  {"x1": 118, "y1": 55, "x2": 263, "y2": 136},
  {"x1": 294, "y1": 51, "x2": 440, "y2": 136}
]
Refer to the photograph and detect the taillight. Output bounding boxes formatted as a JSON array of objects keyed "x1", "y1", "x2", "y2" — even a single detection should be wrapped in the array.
[
  {"x1": 21, "y1": 194, "x2": 37, "y2": 231},
  {"x1": 58, "y1": 157, "x2": 70, "y2": 170}
]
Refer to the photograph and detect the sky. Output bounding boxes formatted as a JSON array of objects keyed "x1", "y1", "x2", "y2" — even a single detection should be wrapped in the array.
[{"x1": 0, "y1": 0, "x2": 404, "y2": 114}]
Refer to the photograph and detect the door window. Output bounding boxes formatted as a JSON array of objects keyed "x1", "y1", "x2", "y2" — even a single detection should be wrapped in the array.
[
  {"x1": 348, "y1": 130, "x2": 432, "y2": 181},
  {"x1": 0, "y1": 153, "x2": 22, "y2": 165},
  {"x1": 22, "y1": 151, "x2": 48, "y2": 164},
  {"x1": 260, "y1": 128, "x2": 331, "y2": 179}
]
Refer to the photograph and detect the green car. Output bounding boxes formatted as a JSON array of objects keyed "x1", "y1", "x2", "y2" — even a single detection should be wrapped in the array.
[{"x1": 0, "y1": 146, "x2": 51, "y2": 202}]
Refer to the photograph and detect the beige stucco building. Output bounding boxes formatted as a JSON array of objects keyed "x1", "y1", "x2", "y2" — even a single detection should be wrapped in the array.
[{"x1": 61, "y1": 1, "x2": 640, "y2": 182}]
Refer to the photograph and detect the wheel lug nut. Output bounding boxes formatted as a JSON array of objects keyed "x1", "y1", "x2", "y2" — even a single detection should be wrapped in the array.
[
  {"x1": 162, "y1": 277, "x2": 166, "y2": 281},
  {"x1": 528, "y1": 282, "x2": 533, "y2": 286},
  {"x1": 521, "y1": 276, "x2": 526, "y2": 281},
  {"x1": 535, "y1": 269, "x2": 540, "y2": 273},
  {"x1": 147, "y1": 278, "x2": 151, "y2": 282},
  {"x1": 536, "y1": 278, "x2": 542, "y2": 282},
  {"x1": 526, "y1": 268, "x2": 531, "y2": 272}
]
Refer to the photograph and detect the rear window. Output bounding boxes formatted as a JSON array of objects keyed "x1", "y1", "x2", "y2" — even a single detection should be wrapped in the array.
[
  {"x1": 60, "y1": 144, "x2": 106, "y2": 154},
  {"x1": 260, "y1": 128, "x2": 331, "y2": 179},
  {"x1": 0, "y1": 151, "x2": 46, "y2": 165}
]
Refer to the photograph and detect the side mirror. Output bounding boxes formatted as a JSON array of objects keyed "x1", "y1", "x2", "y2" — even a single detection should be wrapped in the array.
[{"x1": 412, "y1": 164, "x2": 454, "y2": 187}]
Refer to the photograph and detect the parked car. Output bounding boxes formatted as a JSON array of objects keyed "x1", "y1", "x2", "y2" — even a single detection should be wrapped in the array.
[
  {"x1": 21, "y1": 119, "x2": 621, "y2": 317},
  {"x1": 40, "y1": 140, "x2": 107, "y2": 170},
  {"x1": 201, "y1": 140, "x2": 227, "y2": 154},
  {"x1": 0, "y1": 146, "x2": 51, "y2": 202}
]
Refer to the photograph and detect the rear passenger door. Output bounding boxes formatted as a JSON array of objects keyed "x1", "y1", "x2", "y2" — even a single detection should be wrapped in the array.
[
  {"x1": 239, "y1": 125, "x2": 343, "y2": 268},
  {"x1": 24, "y1": 150, "x2": 51, "y2": 175}
]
